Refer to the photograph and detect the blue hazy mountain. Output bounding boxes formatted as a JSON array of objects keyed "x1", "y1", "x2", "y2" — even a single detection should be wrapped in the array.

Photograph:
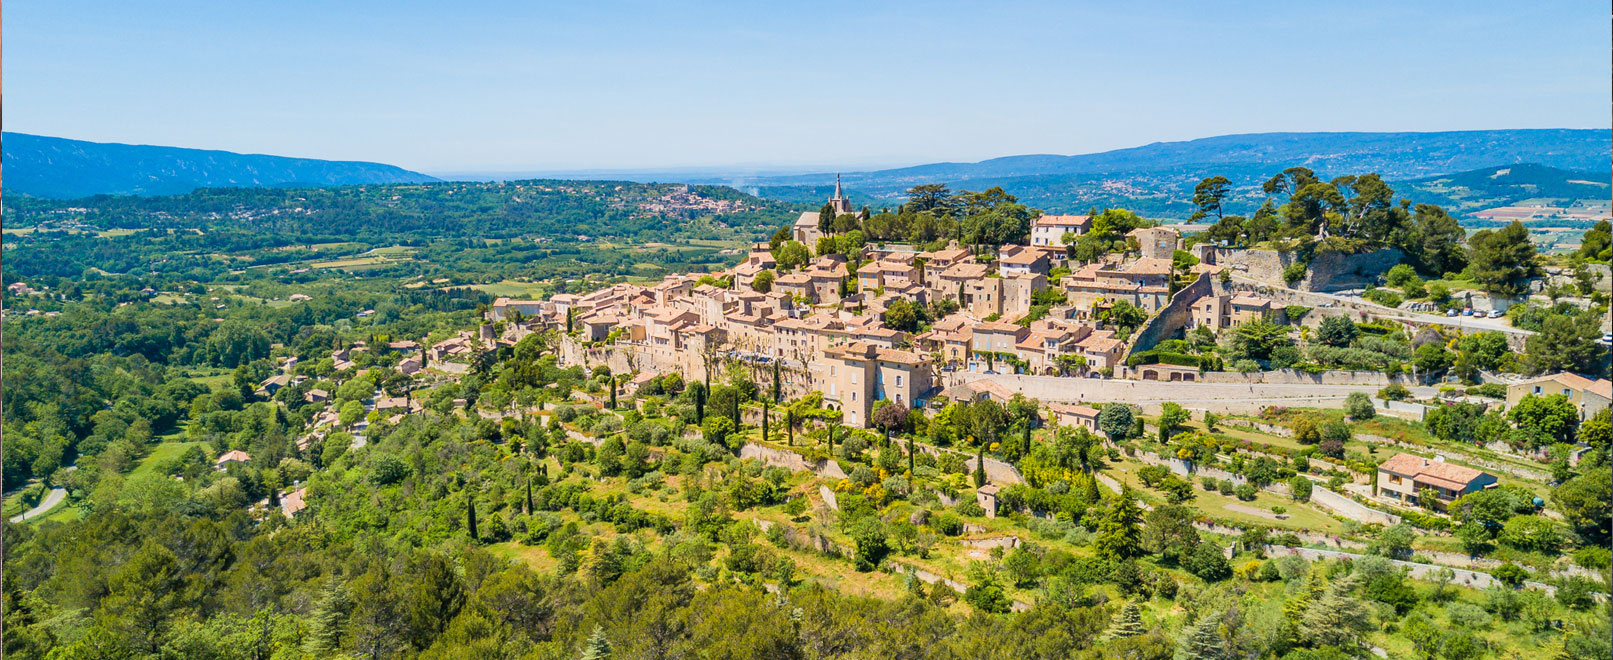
[
  {"x1": 719, "y1": 129, "x2": 1610, "y2": 216},
  {"x1": 3, "y1": 133, "x2": 439, "y2": 199}
]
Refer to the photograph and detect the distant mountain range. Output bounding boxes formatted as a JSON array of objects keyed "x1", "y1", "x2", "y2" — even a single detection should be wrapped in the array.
[
  {"x1": 2, "y1": 133, "x2": 439, "y2": 199},
  {"x1": 711, "y1": 129, "x2": 1610, "y2": 217},
  {"x1": 7, "y1": 129, "x2": 1608, "y2": 218}
]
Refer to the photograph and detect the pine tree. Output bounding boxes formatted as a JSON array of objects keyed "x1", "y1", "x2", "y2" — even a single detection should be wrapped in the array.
[
  {"x1": 1095, "y1": 487, "x2": 1144, "y2": 560},
  {"x1": 1176, "y1": 611, "x2": 1227, "y2": 660},
  {"x1": 304, "y1": 579, "x2": 350, "y2": 655},
  {"x1": 578, "y1": 625, "x2": 612, "y2": 660},
  {"x1": 467, "y1": 495, "x2": 479, "y2": 542},
  {"x1": 1301, "y1": 574, "x2": 1370, "y2": 649},
  {"x1": 1105, "y1": 601, "x2": 1146, "y2": 639}
]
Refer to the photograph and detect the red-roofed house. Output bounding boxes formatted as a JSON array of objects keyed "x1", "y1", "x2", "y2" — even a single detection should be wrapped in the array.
[{"x1": 1376, "y1": 453, "x2": 1496, "y2": 510}]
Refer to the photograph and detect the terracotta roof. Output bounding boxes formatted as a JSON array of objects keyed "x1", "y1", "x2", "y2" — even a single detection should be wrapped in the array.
[
  {"x1": 1378, "y1": 452, "x2": 1489, "y2": 488},
  {"x1": 1034, "y1": 214, "x2": 1091, "y2": 227},
  {"x1": 281, "y1": 487, "x2": 308, "y2": 517},
  {"x1": 1049, "y1": 402, "x2": 1101, "y2": 418}
]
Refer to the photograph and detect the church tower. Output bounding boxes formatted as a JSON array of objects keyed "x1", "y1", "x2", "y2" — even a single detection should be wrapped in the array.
[{"x1": 828, "y1": 173, "x2": 853, "y2": 215}]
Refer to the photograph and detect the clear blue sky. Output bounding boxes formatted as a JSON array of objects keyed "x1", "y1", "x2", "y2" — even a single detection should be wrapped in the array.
[{"x1": 6, "y1": 1, "x2": 1607, "y2": 173}]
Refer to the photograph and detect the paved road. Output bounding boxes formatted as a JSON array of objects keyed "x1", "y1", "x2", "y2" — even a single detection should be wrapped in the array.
[
  {"x1": 9, "y1": 487, "x2": 65, "y2": 523},
  {"x1": 1229, "y1": 273, "x2": 1533, "y2": 336}
]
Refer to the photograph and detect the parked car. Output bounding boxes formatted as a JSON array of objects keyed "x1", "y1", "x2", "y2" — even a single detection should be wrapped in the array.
[
  {"x1": 1462, "y1": 308, "x2": 1473, "y2": 316},
  {"x1": 1489, "y1": 310, "x2": 1505, "y2": 318},
  {"x1": 1446, "y1": 309, "x2": 1459, "y2": 317}
]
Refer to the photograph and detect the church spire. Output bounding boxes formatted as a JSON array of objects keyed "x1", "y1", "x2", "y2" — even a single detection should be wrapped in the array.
[{"x1": 828, "y1": 172, "x2": 852, "y2": 214}]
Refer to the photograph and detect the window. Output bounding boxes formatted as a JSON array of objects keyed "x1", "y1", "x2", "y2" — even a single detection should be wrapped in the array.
[
  {"x1": 896, "y1": 375, "x2": 903, "y2": 386},
  {"x1": 1534, "y1": 386, "x2": 1542, "y2": 394},
  {"x1": 1388, "y1": 474, "x2": 1402, "y2": 484},
  {"x1": 851, "y1": 372, "x2": 858, "y2": 384}
]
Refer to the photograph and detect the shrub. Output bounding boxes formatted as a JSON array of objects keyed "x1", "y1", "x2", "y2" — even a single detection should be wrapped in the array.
[
  {"x1": 1344, "y1": 392, "x2": 1376, "y2": 420},
  {"x1": 1378, "y1": 384, "x2": 1411, "y2": 401},
  {"x1": 1233, "y1": 484, "x2": 1257, "y2": 501},
  {"x1": 1288, "y1": 476, "x2": 1313, "y2": 502},
  {"x1": 1361, "y1": 288, "x2": 1404, "y2": 308},
  {"x1": 1283, "y1": 261, "x2": 1307, "y2": 285},
  {"x1": 1491, "y1": 563, "x2": 1529, "y2": 587}
]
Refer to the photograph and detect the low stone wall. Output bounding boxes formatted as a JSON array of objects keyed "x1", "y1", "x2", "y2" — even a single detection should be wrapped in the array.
[
  {"x1": 1260, "y1": 545, "x2": 1557, "y2": 595},
  {"x1": 739, "y1": 443, "x2": 848, "y2": 480},
  {"x1": 1309, "y1": 486, "x2": 1401, "y2": 525},
  {"x1": 818, "y1": 485, "x2": 838, "y2": 511},
  {"x1": 1195, "y1": 369, "x2": 1401, "y2": 387}
]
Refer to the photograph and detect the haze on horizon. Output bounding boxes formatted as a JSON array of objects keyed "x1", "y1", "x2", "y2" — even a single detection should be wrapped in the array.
[{"x1": 5, "y1": 0, "x2": 1608, "y2": 174}]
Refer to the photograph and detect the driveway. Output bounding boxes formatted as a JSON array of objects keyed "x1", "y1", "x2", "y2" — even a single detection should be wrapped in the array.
[{"x1": 9, "y1": 486, "x2": 65, "y2": 523}]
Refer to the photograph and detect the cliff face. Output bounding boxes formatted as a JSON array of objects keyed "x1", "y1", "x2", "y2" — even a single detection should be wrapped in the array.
[{"x1": 1205, "y1": 246, "x2": 1404, "y2": 292}]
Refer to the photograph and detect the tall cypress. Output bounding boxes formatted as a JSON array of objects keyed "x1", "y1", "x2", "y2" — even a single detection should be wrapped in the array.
[
  {"x1": 762, "y1": 402, "x2": 770, "y2": 443},
  {"x1": 524, "y1": 471, "x2": 534, "y2": 515},
  {"x1": 771, "y1": 362, "x2": 782, "y2": 402},
  {"x1": 907, "y1": 437, "x2": 916, "y2": 492},
  {"x1": 609, "y1": 374, "x2": 618, "y2": 410},
  {"x1": 467, "y1": 495, "x2": 479, "y2": 541},
  {"x1": 787, "y1": 410, "x2": 795, "y2": 446},
  {"x1": 974, "y1": 446, "x2": 986, "y2": 488},
  {"x1": 1022, "y1": 421, "x2": 1031, "y2": 458}
]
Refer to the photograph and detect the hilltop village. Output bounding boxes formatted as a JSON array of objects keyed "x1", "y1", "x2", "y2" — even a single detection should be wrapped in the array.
[{"x1": 483, "y1": 186, "x2": 1281, "y2": 428}]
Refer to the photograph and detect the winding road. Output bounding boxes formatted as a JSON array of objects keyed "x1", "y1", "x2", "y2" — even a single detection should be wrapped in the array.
[{"x1": 9, "y1": 486, "x2": 66, "y2": 523}]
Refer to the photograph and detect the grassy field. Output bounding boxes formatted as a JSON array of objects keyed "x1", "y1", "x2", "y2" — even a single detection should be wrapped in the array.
[
  {"x1": 130, "y1": 440, "x2": 208, "y2": 479},
  {"x1": 457, "y1": 280, "x2": 549, "y2": 298}
]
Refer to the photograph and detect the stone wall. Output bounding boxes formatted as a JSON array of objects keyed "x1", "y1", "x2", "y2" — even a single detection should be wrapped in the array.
[
  {"x1": 1301, "y1": 248, "x2": 1405, "y2": 292},
  {"x1": 1309, "y1": 485, "x2": 1401, "y2": 525},
  {"x1": 1207, "y1": 247, "x2": 1294, "y2": 287},
  {"x1": 1194, "y1": 369, "x2": 1405, "y2": 387},
  {"x1": 1127, "y1": 272, "x2": 1212, "y2": 357},
  {"x1": 1211, "y1": 246, "x2": 1406, "y2": 293}
]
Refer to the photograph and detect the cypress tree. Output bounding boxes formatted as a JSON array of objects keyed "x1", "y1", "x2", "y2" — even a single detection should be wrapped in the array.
[
  {"x1": 467, "y1": 495, "x2": 479, "y2": 541},
  {"x1": 787, "y1": 410, "x2": 795, "y2": 446},
  {"x1": 609, "y1": 374, "x2": 618, "y2": 410},
  {"x1": 771, "y1": 361, "x2": 782, "y2": 402},
  {"x1": 524, "y1": 470, "x2": 534, "y2": 515},
  {"x1": 907, "y1": 437, "x2": 915, "y2": 491},
  {"x1": 762, "y1": 401, "x2": 770, "y2": 443},
  {"x1": 974, "y1": 446, "x2": 986, "y2": 488},
  {"x1": 1022, "y1": 420, "x2": 1031, "y2": 457}
]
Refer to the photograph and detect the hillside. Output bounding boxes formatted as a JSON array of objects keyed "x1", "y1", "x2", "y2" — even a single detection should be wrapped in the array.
[
  {"x1": 1397, "y1": 163, "x2": 1612, "y2": 214},
  {"x1": 2, "y1": 132, "x2": 441, "y2": 198},
  {"x1": 728, "y1": 129, "x2": 1611, "y2": 217},
  {"x1": 3, "y1": 179, "x2": 798, "y2": 243}
]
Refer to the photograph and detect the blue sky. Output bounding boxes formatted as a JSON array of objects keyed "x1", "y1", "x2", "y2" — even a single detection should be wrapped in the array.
[{"x1": 5, "y1": 1, "x2": 1607, "y2": 173}]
